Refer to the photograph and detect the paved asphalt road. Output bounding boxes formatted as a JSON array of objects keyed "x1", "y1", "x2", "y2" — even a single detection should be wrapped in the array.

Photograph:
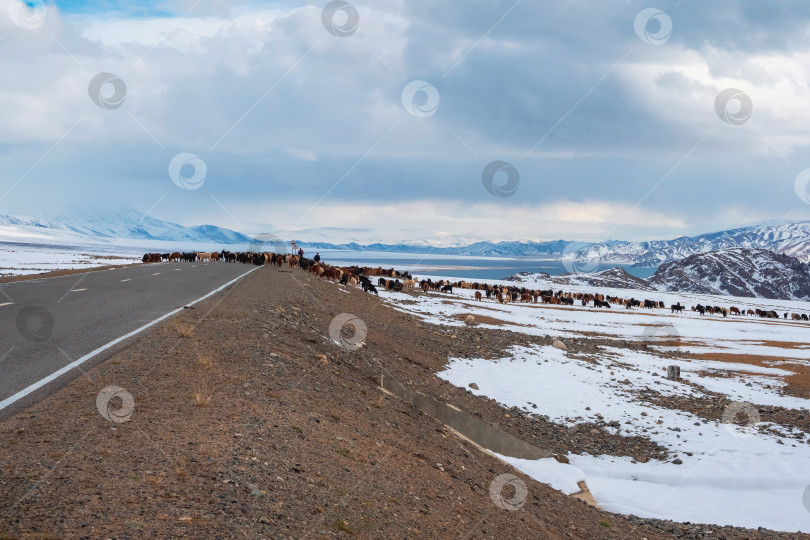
[{"x1": 0, "y1": 262, "x2": 258, "y2": 419}]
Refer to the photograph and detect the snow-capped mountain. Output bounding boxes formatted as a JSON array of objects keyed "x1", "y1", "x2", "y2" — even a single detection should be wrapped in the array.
[
  {"x1": 648, "y1": 248, "x2": 810, "y2": 300},
  {"x1": 296, "y1": 239, "x2": 571, "y2": 257},
  {"x1": 561, "y1": 221, "x2": 810, "y2": 266},
  {"x1": 0, "y1": 207, "x2": 252, "y2": 246},
  {"x1": 299, "y1": 221, "x2": 810, "y2": 263},
  {"x1": 505, "y1": 249, "x2": 810, "y2": 301}
]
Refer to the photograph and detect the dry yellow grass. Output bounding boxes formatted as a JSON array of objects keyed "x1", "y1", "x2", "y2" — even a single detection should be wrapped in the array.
[
  {"x1": 193, "y1": 387, "x2": 213, "y2": 407},
  {"x1": 174, "y1": 319, "x2": 195, "y2": 338},
  {"x1": 196, "y1": 354, "x2": 213, "y2": 370}
]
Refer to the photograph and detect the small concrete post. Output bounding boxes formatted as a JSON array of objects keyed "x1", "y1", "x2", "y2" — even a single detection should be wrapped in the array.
[{"x1": 667, "y1": 365, "x2": 680, "y2": 381}]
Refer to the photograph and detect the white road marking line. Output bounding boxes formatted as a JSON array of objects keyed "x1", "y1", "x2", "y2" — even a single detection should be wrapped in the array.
[
  {"x1": 0, "y1": 302, "x2": 14, "y2": 307},
  {"x1": 153, "y1": 273, "x2": 161, "y2": 275},
  {"x1": 0, "y1": 346, "x2": 15, "y2": 365},
  {"x1": 174, "y1": 268, "x2": 181, "y2": 271},
  {"x1": 0, "y1": 266, "x2": 259, "y2": 412},
  {"x1": 71, "y1": 288, "x2": 87, "y2": 292},
  {"x1": 120, "y1": 279, "x2": 131, "y2": 282}
]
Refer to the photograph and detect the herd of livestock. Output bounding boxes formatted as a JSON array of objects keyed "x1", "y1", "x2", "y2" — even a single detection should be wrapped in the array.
[{"x1": 142, "y1": 250, "x2": 809, "y2": 321}]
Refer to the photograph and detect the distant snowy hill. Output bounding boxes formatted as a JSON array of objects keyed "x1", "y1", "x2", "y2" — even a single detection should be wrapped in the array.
[
  {"x1": 0, "y1": 207, "x2": 252, "y2": 246},
  {"x1": 505, "y1": 268, "x2": 657, "y2": 291},
  {"x1": 506, "y1": 249, "x2": 810, "y2": 301},
  {"x1": 648, "y1": 248, "x2": 810, "y2": 300},
  {"x1": 561, "y1": 221, "x2": 810, "y2": 265}
]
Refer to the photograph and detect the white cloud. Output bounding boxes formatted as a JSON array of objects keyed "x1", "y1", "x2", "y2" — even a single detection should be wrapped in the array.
[
  {"x1": 0, "y1": 0, "x2": 809, "y2": 243},
  {"x1": 205, "y1": 199, "x2": 689, "y2": 245},
  {"x1": 283, "y1": 148, "x2": 318, "y2": 161}
]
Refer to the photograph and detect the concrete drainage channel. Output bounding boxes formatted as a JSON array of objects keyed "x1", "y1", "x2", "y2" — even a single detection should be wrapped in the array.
[{"x1": 376, "y1": 374, "x2": 597, "y2": 507}]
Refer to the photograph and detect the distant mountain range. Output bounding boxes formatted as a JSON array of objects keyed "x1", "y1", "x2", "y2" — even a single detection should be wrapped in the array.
[
  {"x1": 559, "y1": 221, "x2": 810, "y2": 266},
  {"x1": 509, "y1": 248, "x2": 810, "y2": 301},
  {"x1": 0, "y1": 207, "x2": 252, "y2": 246},
  {"x1": 1, "y1": 208, "x2": 810, "y2": 270},
  {"x1": 300, "y1": 221, "x2": 810, "y2": 265},
  {"x1": 294, "y1": 239, "x2": 572, "y2": 257}
]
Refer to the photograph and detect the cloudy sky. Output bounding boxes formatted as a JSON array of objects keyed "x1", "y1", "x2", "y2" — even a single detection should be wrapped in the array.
[{"x1": 2, "y1": 0, "x2": 810, "y2": 245}]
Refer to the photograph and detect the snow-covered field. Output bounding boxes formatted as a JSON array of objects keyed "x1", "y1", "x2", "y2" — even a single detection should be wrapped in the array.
[
  {"x1": 0, "y1": 245, "x2": 141, "y2": 276},
  {"x1": 382, "y1": 275, "x2": 810, "y2": 532}
]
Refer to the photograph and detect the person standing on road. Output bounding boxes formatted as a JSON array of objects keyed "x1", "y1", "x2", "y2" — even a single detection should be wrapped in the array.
[
  {"x1": 314, "y1": 252, "x2": 321, "y2": 263},
  {"x1": 298, "y1": 247, "x2": 304, "y2": 258}
]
